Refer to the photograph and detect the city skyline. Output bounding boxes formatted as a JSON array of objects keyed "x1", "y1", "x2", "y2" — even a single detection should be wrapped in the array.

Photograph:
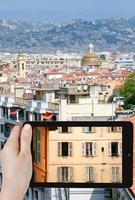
[{"x1": 0, "y1": 0, "x2": 135, "y2": 22}]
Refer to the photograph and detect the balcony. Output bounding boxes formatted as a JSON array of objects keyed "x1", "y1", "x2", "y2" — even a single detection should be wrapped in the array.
[
  {"x1": 2, "y1": 116, "x2": 23, "y2": 125},
  {"x1": 48, "y1": 102, "x2": 59, "y2": 113},
  {"x1": 1, "y1": 107, "x2": 25, "y2": 125},
  {"x1": 0, "y1": 96, "x2": 6, "y2": 106},
  {"x1": 34, "y1": 101, "x2": 48, "y2": 113},
  {"x1": 2, "y1": 96, "x2": 15, "y2": 107},
  {"x1": 68, "y1": 86, "x2": 90, "y2": 95},
  {"x1": 26, "y1": 100, "x2": 37, "y2": 111},
  {"x1": 36, "y1": 101, "x2": 48, "y2": 109}
]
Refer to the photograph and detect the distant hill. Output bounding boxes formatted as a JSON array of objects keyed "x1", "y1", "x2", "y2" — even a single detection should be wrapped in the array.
[{"x1": 1, "y1": 17, "x2": 135, "y2": 53}]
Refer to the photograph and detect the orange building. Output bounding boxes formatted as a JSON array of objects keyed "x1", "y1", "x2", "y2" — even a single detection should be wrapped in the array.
[
  {"x1": 33, "y1": 112, "x2": 56, "y2": 183},
  {"x1": 33, "y1": 126, "x2": 49, "y2": 183}
]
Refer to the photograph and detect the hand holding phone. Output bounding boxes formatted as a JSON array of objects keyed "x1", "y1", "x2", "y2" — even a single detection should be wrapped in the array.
[{"x1": 25, "y1": 121, "x2": 133, "y2": 188}]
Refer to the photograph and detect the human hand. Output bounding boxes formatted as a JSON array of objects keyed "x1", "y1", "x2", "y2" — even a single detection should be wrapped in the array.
[{"x1": 0, "y1": 124, "x2": 32, "y2": 200}]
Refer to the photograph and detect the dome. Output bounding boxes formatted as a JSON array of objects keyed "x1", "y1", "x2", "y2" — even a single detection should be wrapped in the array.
[
  {"x1": 81, "y1": 52, "x2": 101, "y2": 66},
  {"x1": 81, "y1": 44, "x2": 101, "y2": 66}
]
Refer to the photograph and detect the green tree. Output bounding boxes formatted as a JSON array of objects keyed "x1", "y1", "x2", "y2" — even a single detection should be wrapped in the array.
[{"x1": 120, "y1": 72, "x2": 135, "y2": 109}]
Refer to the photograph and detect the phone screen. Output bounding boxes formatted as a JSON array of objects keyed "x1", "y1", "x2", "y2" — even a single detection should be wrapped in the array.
[{"x1": 32, "y1": 125, "x2": 122, "y2": 184}]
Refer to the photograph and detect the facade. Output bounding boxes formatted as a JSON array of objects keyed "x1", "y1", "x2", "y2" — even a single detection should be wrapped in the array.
[
  {"x1": 48, "y1": 126, "x2": 122, "y2": 183},
  {"x1": 115, "y1": 54, "x2": 135, "y2": 69},
  {"x1": 33, "y1": 125, "x2": 122, "y2": 183},
  {"x1": 25, "y1": 53, "x2": 81, "y2": 69}
]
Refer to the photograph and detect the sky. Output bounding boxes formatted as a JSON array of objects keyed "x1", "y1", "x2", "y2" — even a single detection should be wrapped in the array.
[{"x1": 0, "y1": 0, "x2": 135, "y2": 22}]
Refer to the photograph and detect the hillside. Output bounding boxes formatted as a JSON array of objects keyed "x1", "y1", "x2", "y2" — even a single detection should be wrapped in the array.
[{"x1": 1, "y1": 17, "x2": 135, "y2": 53}]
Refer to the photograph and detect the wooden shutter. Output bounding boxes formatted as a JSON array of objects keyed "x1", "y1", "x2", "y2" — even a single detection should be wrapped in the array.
[
  {"x1": 68, "y1": 142, "x2": 72, "y2": 156},
  {"x1": 58, "y1": 142, "x2": 62, "y2": 156},
  {"x1": 68, "y1": 127, "x2": 72, "y2": 133},
  {"x1": 112, "y1": 167, "x2": 116, "y2": 182},
  {"x1": 108, "y1": 127, "x2": 111, "y2": 132},
  {"x1": 93, "y1": 142, "x2": 97, "y2": 156},
  {"x1": 58, "y1": 127, "x2": 62, "y2": 133},
  {"x1": 108, "y1": 142, "x2": 112, "y2": 156},
  {"x1": 85, "y1": 167, "x2": 94, "y2": 182},
  {"x1": 91, "y1": 127, "x2": 95, "y2": 132},
  {"x1": 116, "y1": 167, "x2": 120, "y2": 182},
  {"x1": 36, "y1": 128, "x2": 41, "y2": 163},
  {"x1": 90, "y1": 167, "x2": 94, "y2": 182},
  {"x1": 85, "y1": 166, "x2": 90, "y2": 182},
  {"x1": 118, "y1": 142, "x2": 122, "y2": 156},
  {"x1": 82, "y1": 143, "x2": 86, "y2": 156},
  {"x1": 69, "y1": 167, "x2": 73, "y2": 182},
  {"x1": 57, "y1": 167, "x2": 61, "y2": 182},
  {"x1": 113, "y1": 126, "x2": 116, "y2": 132}
]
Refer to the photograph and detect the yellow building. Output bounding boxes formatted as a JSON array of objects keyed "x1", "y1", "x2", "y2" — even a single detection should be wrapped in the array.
[
  {"x1": 35, "y1": 125, "x2": 122, "y2": 183},
  {"x1": 17, "y1": 53, "x2": 26, "y2": 77}
]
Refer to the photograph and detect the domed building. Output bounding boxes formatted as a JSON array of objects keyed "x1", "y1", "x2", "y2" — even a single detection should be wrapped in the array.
[{"x1": 81, "y1": 43, "x2": 101, "y2": 67}]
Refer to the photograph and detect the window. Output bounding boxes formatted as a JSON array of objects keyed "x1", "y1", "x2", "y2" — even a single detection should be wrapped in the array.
[
  {"x1": 26, "y1": 111, "x2": 29, "y2": 120},
  {"x1": 58, "y1": 142, "x2": 72, "y2": 156},
  {"x1": 55, "y1": 91, "x2": 59, "y2": 99},
  {"x1": 0, "y1": 173, "x2": 2, "y2": 186},
  {"x1": 34, "y1": 190, "x2": 39, "y2": 200},
  {"x1": 112, "y1": 167, "x2": 121, "y2": 182},
  {"x1": 69, "y1": 95, "x2": 76, "y2": 103},
  {"x1": 104, "y1": 189, "x2": 112, "y2": 199},
  {"x1": 83, "y1": 126, "x2": 95, "y2": 133},
  {"x1": 82, "y1": 142, "x2": 97, "y2": 157},
  {"x1": 22, "y1": 63, "x2": 25, "y2": 70},
  {"x1": 57, "y1": 167, "x2": 73, "y2": 182},
  {"x1": 35, "y1": 113, "x2": 41, "y2": 121},
  {"x1": 58, "y1": 126, "x2": 72, "y2": 133},
  {"x1": 108, "y1": 126, "x2": 122, "y2": 133},
  {"x1": 108, "y1": 142, "x2": 122, "y2": 157},
  {"x1": 36, "y1": 128, "x2": 41, "y2": 163},
  {"x1": 85, "y1": 166, "x2": 94, "y2": 182},
  {"x1": 4, "y1": 125, "x2": 10, "y2": 138},
  {"x1": 0, "y1": 125, "x2": 4, "y2": 133}
]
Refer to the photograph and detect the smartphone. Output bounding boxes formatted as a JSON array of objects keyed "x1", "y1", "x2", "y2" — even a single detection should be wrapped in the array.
[{"x1": 25, "y1": 121, "x2": 133, "y2": 188}]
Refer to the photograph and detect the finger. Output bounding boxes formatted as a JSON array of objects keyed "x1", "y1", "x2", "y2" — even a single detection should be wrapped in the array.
[
  {"x1": 5, "y1": 125, "x2": 21, "y2": 155},
  {"x1": 19, "y1": 124, "x2": 32, "y2": 156}
]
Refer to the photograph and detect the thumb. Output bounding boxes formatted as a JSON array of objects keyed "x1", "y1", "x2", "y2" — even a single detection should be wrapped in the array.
[{"x1": 19, "y1": 124, "x2": 32, "y2": 156}]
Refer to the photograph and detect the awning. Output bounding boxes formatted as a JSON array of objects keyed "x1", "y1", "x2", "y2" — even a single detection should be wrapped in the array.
[{"x1": 42, "y1": 112, "x2": 55, "y2": 120}]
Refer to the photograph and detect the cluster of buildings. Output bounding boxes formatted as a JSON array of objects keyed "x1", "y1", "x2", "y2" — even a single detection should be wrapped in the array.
[{"x1": 0, "y1": 44, "x2": 135, "y2": 199}]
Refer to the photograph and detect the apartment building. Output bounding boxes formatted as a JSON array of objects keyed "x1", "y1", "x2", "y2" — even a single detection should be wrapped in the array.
[
  {"x1": 0, "y1": 80, "x2": 134, "y2": 199},
  {"x1": 12, "y1": 52, "x2": 81, "y2": 70},
  {"x1": 47, "y1": 125, "x2": 122, "y2": 183},
  {"x1": 0, "y1": 93, "x2": 59, "y2": 200}
]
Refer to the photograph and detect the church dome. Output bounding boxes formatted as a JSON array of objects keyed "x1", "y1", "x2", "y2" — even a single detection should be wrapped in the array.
[{"x1": 81, "y1": 43, "x2": 101, "y2": 66}]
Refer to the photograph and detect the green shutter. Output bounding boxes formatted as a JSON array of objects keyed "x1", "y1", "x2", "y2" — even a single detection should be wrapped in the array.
[{"x1": 36, "y1": 128, "x2": 41, "y2": 163}]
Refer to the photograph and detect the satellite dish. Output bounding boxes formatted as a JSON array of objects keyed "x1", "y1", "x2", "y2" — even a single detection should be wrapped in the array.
[
  {"x1": 77, "y1": 85, "x2": 82, "y2": 91},
  {"x1": 83, "y1": 85, "x2": 88, "y2": 91}
]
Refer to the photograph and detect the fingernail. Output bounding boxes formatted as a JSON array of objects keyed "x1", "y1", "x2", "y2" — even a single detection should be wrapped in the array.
[{"x1": 24, "y1": 124, "x2": 31, "y2": 132}]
